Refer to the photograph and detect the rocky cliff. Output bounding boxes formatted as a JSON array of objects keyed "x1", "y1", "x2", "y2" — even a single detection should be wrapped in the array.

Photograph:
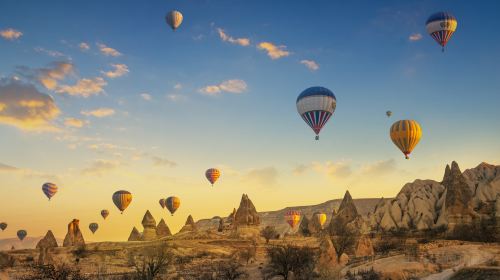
[
  {"x1": 234, "y1": 194, "x2": 260, "y2": 226},
  {"x1": 63, "y1": 219, "x2": 85, "y2": 247}
]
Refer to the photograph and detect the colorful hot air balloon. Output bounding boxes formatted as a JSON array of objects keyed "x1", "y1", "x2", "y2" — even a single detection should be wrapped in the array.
[
  {"x1": 89, "y1": 223, "x2": 99, "y2": 234},
  {"x1": 17, "y1": 230, "x2": 27, "y2": 241},
  {"x1": 205, "y1": 168, "x2": 220, "y2": 186},
  {"x1": 313, "y1": 212, "x2": 327, "y2": 229},
  {"x1": 0, "y1": 222, "x2": 7, "y2": 231},
  {"x1": 112, "y1": 190, "x2": 133, "y2": 214},
  {"x1": 101, "y1": 210, "x2": 109, "y2": 220},
  {"x1": 166, "y1": 10, "x2": 183, "y2": 31},
  {"x1": 386, "y1": 111, "x2": 392, "y2": 117},
  {"x1": 426, "y1": 12, "x2": 458, "y2": 52},
  {"x1": 165, "y1": 196, "x2": 180, "y2": 216},
  {"x1": 390, "y1": 120, "x2": 422, "y2": 159},
  {"x1": 284, "y1": 210, "x2": 301, "y2": 229},
  {"x1": 296, "y1": 86, "x2": 337, "y2": 140},
  {"x1": 42, "y1": 182, "x2": 58, "y2": 200},
  {"x1": 159, "y1": 198, "x2": 166, "y2": 209}
]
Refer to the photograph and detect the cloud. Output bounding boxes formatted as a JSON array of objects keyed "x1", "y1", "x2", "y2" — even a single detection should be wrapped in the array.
[
  {"x1": 244, "y1": 167, "x2": 278, "y2": 186},
  {"x1": 56, "y1": 77, "x2": 107, "y2": 97},
  {"x1": 96, "y1": 43, "x2": 122, "y2": 57},
  {"x1": 360, "y1": 159, "x2": 396, "y2": 176},
  {"x1": 102, "y1": 64, "x2": 129, "y2": 78},
  {"x1": 82, "y1": 159, "x2": 120, "y2": 176},
  {"x1": 0, "y1": 162, "x2": 18, "y2": 171},
  {"x1": 16, "y1": 61, "x2": 74, "y2": 90},
  {"x1": 81, "y1": 107, "x2": 115, "y2": 118},
  {"x1": 79, "y1": 42, "x2": 90, "y2": 51},
  {"x1": 151, "y1": 156, "x2": 177, "y2": 167},
  {"x1": 217, "y1": 28, "x2": 250, "y2": 46},
  {"x1": 292, "y1": 164, "x2": 309, "y2": 175},
  {"x1": 174, "y1": 83, "x2": 182, "y2": 90},
  {"x1": 312, "y1": 161, "x2": 352, "y2": 179},
  {"x1": 34, "y1": 47, "x2": 67, "y2": 58},
  {"x1": 199, "y1": 79, "x2": 247, "y2": 96},
  {"x1": 300, "y1": 60, "x2": 319, "y2": 71},
  {"x1": 166, "y1": 93, "x2": 186, "y2": 102},
  {"x1": 0, "y1": 28, "x2": 22, "y2": 40},
  {"x1": 257, "y1": 42, "x2": 290, "y2": 59},
  {"x1": 0, "y1": 79, "x2": 60, "y2": 131},
  {"x1": 64, "y1": 117, "x2": 86, "y2": 128},
  {"x1": 409, "y1": 33, "x2": 423, "y2": 42},
  {"x1": 140, "y1": 93, "x2": 152, "y2": 101}
]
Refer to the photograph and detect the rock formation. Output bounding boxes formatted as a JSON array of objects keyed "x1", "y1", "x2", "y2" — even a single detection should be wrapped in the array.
[
  {"x1": 128, "y1": 227, "x2": 141, "y2": 241},
  {"x1": 227, "y1": 208, "x2": 236, "y2": 224},
  {"x1": 156, "y1": 219, "x2": 172, "y2": 238},
  {"x1": 329, "y1": 191, "x2": 366, "y2": 235},
  {"x1": 218, "y1": 218, "x2": 224, "y2": 232},
  {"x1": 179, "y1": 215, "x2": 197, "y2": 232},
  {"x1": 354, "y1": 235, "x2": 374, "y2": 257},
  {"x1": 298, "y1": 215, "x2": 311, "y2": 236},
  {"x1": 63, "y1": 219, "x2": 85, "y2": 247},
  {"x1": 36, "y1": 230, "x2": 58, "y2": 249},
  {"x1": 234, "y1": 194, "x2": 260, "y2": 226},
  {"x1": 141, "y1": 210, "x2": 157, "y2": 241},
  {"x1": 317, "y1": 235, "x2": 338, "y2": 268}
]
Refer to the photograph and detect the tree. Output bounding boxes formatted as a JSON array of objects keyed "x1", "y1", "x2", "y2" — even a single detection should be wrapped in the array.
[
  {"x1": 214, "y1": 260, "x2": 248, "y2": 280},
  {"x1": 263, "y1": 243, "x2": 317, "y2": 280},
  {"x1": 260, "y1": 226, "x2": 278, "y2": 244},
  {"x1": 21, "y1": 263, "x2": 89, "y2": 280},
  {"x1": 330, "y1": 223, "x2": 357, "y2": 259},
  {"x1": 130, "y1": 245, "x2": 175, "y2": 280}
]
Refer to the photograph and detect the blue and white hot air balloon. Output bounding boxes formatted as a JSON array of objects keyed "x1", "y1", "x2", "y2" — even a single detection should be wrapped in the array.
[
  {"x1": 426, "y1": 12, "x2": 458, "y2": 52},
  {"x1": 296, "y1": 86, "x2": 336, "y2": 140}
]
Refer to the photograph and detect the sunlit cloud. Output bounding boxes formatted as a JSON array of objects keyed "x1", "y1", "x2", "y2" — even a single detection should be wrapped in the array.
[
  {"x1": 257, "y1": 42, "x2": 290, "y2": 59},
  {"x1": 81, "y1": 159, "x2": 121, "y2": 176},
  {"x1": 312, "y1": 161, "x2": 352, "y2": 179},
  {"x1": 140, "y1": 93, "x2": 152, "y2": 101},
  {"x1": 96, "y1": 43, "x2": 122, "y2": 57},
  {"x1": 300, "y1": 59, "x2": 319, "y2": 71},
  {"x1": 0, "y1": 28, "x2": 22, "y2": 40},
  {"x1": 409, "y1": 33, "x2": 423, "y2": 42},
  {"x1": 199, "y1": 79, "x2": 247, "y2": 96},
  {"x1": 360, "y1": 159, "x2": 397, "y2": 176},
  {"x1": 64, "y1": 117, "x2": 86, "y2": 128},
  {"x1": 151, "y1": 156, "x2": 177, "y2": 167},
  {"x1": 102, "y1": 64, "x2": 129, "y2": 78},
  {"x1": 217, "y1": 28, "x2": 250, "y2": 46},
  {"x1": 79, "y1": 42, "x2": 90, "y2": 51},
  {"x1": 56, "y1": 77, "x2": 107, "y2": 97},
  {"x1": 16, "y1": 61, "x2": 74, "y2": 90},
  {"x1": 0, "y1": 162, "x2": 18, "y2": 171},
  {"x1": 292, "y1": 164, "x2": 309, "y2": 175},
  {"x1": 81, "y1": 107, "x2": 115, "y2": 118},
  {"x1": 243, "y1": 167, "x2": 278, "y2": 186}
]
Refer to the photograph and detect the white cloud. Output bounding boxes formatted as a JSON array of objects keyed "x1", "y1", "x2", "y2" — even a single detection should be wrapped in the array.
[
  {"x1": 96, "y1": 43, "x2": 122, "y2": 57},
  {"x1": 174, "y1": 83, "x2": 182, "y2": 90},
  {"x1": 199, "y1": 79, "x2": 247, "y2": 96},
  {"x1": 79, "y1": 42, "x2": 90, "y2": 51},
  {"x1": 300, "y1": 60, "x2": 319, "y2": 71},
  {"x1": 102, "y1": 64, "x2": 129, "y2": 78},
  {"x1": 409, "y1": 33, "x2": 423, "y2": 42},
  {"x1": 34, "y1": 47, "x2": 67, "y2": 58},
  {"x1": 166, "y1": 93, "x2": 186, "y2": 102},
  {"x1": 257, "y1": 42, "x2": 290, "y2": 59},
  {"x1": 217, "y1": 28, "x2": 250, "y2": 46},
  {"x1": 64, "y1": 117, "x2": 86, "y2": 128},
  {"x1": 56, "y1": 77, "x2": 107, "y2": 97},
  {"x1": 140, "y1": 93, "x2": 152, "y2": 101},
  {"x1": 0, "y1": 28, "x2": 22, "y2": 40},
  {"x1": 81, "y1": 108, "x2": 115, "y2": 118}
]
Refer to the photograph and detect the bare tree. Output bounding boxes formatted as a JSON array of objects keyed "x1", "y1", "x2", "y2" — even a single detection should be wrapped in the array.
[
  {"x1": 130, "y1": 245, "x2": 175, "y2": 280},
  {"x1": 260, "y1": 226, "x2": 278, "y2": 244},
  {"x1": 263, "y1": 243, "x2": 317, "y2": 280},
  {"x1": 21, "y1": 263, "x2": 89, "y2": 280},
  {"x1": 329, "y1": 219, "x2": 357, "y2": 259}
]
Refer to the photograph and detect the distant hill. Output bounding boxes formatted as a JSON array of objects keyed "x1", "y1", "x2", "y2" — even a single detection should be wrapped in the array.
[{"x1": 0, "y1": 236, "x2": 63, "y2": 251}]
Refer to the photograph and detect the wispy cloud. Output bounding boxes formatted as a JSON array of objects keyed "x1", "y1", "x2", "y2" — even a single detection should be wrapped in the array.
[
  {"x1": 16, "y1": 61, "x2": 74, "y2": 90},
  {"x1": 199, "y1": 79, "x2": 247, "y2": 96},
  {"x1": 174, "y1": 83, "x2": 182, "y2": 90},
  {"x1": 56, "y1": 77, "x2": 107, "y2": 97},
  {"x1": 64, "y1": 117, "x2": 86, "y2": 128},
  {"x1": 34, "y1": 47, "x2": 67, "y2": 58},
  {"x1": 409, "y1": 33, "x2": 423, "y2": 42},
  {"x1": 151, "y1": 156, "x2": 177, "y2": 167},
  {"x1": 300, "y1": 60, "x2": 319, "y2": 71},
  {"x1": 0, "y1": 162, "x2": 18, "y2": 171},
  {"x1": 292, "y1": 164, "x2": 310, "y2": 175},
  {"x1": 82, "y1": 159, "x2": 121, "y2": 176},
  {"x1": 360, "y1": 159, "x2": 397, "y2": 176},
  {"x1": 217, "y1": 28, "x2": 250, "y2": 46},
  {"x1": 257, "y1": 42, "x2": 290, "y2": 59},
  {"x1": 312, "y1": 161, "x2": 352, "y2": 179},
  {"x1": 166, "y1": 93, "x2": 186, "y2": 102},
  {"x1": 140, "y1": 93, "x2": 152, "y2": 101},
  {"x1": 102, "y1": 64, "x2": 129, "y2": 78},
  {"x1": 79, "y1": 42, "x2": 90, "y2": 51},
  {"x1": 81, "y1": 107, "x2": 115, "y2": 118},
  {"x1": 243, "y1": 167, "x2": 278, "y2": 186},
  {"x1": 96, "y1": 43, "x2": 122, "y2": 57},
  {"x1": 0, "y1": 28, "x2": 22, "y2": 40}
]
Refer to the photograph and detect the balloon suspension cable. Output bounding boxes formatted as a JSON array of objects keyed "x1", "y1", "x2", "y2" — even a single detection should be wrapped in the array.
[
  {"x1": 405, "y1": 155, "x2": 410, "y2": 160},
  {"x1": 442, "y1": 47, "x2": 444, "y2": 53},
  {"x1": 121, "y1": 211, "x2": 123, "y2": 214},
  {"x1": 315, "y1": 135, "x2": 319, "y2": 140}
]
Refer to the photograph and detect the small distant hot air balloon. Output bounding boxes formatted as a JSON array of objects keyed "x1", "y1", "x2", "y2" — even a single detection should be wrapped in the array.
[
  {"x1": 386, "y1": 111, "x2": 392, "y2": 117},
  {"x1": 17, "y1": 230, "x2": 27, "y2": 241},
  {"x1": 296, "y1": 86, "x2": 337, "y2": 140},
  {"x1": 89, "y1": 223, "x2": 99, "y2": 234},
  {"x1": 159, "y1": 198, "x2": 166, "y2": 209},
  {"x1": 42, "y1": 182, "x2": 58, "y2": 200},
  {"x1": 112, "y1": 190, "x2": 133, "y2": 214},
  {"x1": 0, "y1": 223, "x2": 7, "y2": 231},
  {"x1": 101, "y1": 210, "x2": 109, "y2": 220},
  {"x1": 166, "y1": 10, "x2": 183, "y2": 31},
  {"x1": 390, "y1": 120, "x2": 422, "y2": 159},
  {"x1": 313, "y1": 212, "x2": 327, "y2": 229},
  {"x1": 426, "y1": 12, "x2": 458, "y2": 52},
  {"x1": 205, "y1": 168, "x2": 220, "y2": 186},
  {"x1": 165, "y1": 196, "x2": 180, "y2": 216},
  {"x1": 284, "y1": 210, "x2": 301, "y2": 229}
]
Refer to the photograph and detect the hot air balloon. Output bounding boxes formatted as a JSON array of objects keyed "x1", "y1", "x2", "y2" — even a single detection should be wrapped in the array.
[
  {"x1": 112, "y1": 190, "x2": 133, "y2": 214},
  {"x1": 89, "y1": 223, "x2": 99, "y2": 234},
  {"x1": 284, "y1": 210, "x2": 301, "y2": 229},
  {"x1": 426, "y1": 12, "x2": 458, "y2": 52},
  {"x1": 386, "y1": 111, "x2": 392, "y2": 117},
  {"x1": 159, "y1": 198, "x2": 166, "y2": 209},
  {"x1": 42, "y1": 182, "x2": 58, "y2": 200},
  {"x1": 205, "y1": 168, "x2": 220, "y2": 186},
  {"x1": 17, "y1": 230, "x2": 27, "y2": 241},
  {"x1": 166, "y1": 10, "x2": 183, "y2": 31},
  {"x1": 0, "y1": 222, "x2": 7, "y2": 231},
  {"x1": 101, "y1": 210, "x2": 109, "y2": 220},
  {"x1": 165, "y1": 196, "x2": 180, "y2": 216},
  {"x1": 296, "y1": 86, "x2": 336, "y2": 140},
  {"x1": 390, "y1": 120, "x2": 422, "y2": 159},
  {"x1": 313, "y1": 212, "x2": 327, "y2": 229}
]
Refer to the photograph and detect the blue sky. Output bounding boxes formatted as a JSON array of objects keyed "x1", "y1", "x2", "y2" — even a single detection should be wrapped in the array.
[{"x1": 0, "y1": 0, "x2": 499, "y2": 240}]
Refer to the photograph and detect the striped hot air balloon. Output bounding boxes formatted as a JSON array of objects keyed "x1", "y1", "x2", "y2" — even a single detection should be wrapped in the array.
[
  {"x1": 17, "y1": 230, "x2": 27, "y2": 241},
  {"x1": 426, "y1": 12, "x2": 458, "y2": 52},
  {"x1": 165, "y1": 196, "x2": 180, "y2": 216},
  {"x1": 390, "y1": 120, "x2": 422, "y2": 159},
  {"x1": 313, "y1": 212, "x2": 327, "y2": 229},
  {"x1": 205, "y1": 168, "x2": 220, "y2": 186},
  {"x1": 284, "y1": 210, "x2": 301, "y2": 229},
  {"x1": 166, "y1": 10, "x2": 183, "y2": 31},
  {"x1": 101, "y1": 210, "x2": 109, "y2": 220},
  {"x1": 89, "y1": 223, "x2": 99, "y2": 234},
  {"x1": 112, "y1": 190, "x2": 133, "y2": 214},
  {"x1": 0, "y1": 222, "x2": 7, "y2": 231},
  {"x1": 159, "y1": 198, "x2": 166, "y2": 209},
  {"x1": 296, "y1": 86, "x2": 337, "y2": 140},
  {"x1": 42, "y1": 182, "x2": 58, "y2": 201}
]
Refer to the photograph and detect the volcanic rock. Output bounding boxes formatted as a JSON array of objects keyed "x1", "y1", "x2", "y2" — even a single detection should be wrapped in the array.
[
  {"x1": 317, "y1": 235, "x2": 338, "y2": 268},
  {"x1": 141, "y1": 210, "x2": 157, "y2": 241},
  {"x1": 156, "y1": 219, "x2": 172, "y2": 238},
  {"x1": 329, "y1": 191, "x2": 364, "y2": 235},
  {"x1": 234, "y1": 194, "x2": 260, "y2": 226},
  {"x1": 36, "y1": 230, "x2": 58, "y2": 249},
  {"x1": 298, "y1": 215, "x2": 311, "y2": 236},
  {"x1": 355, "y1": 235, "x2": 374, "y2": 257},
  {"x1": 179, "y1": 215, "x2": 197, "y2": 232},
  {"x1": 63, "y1": 219, "x2": 85, "y2": 247},
  {"x1": 128, "y1": 227, "x2": 141, "y2": 241}
]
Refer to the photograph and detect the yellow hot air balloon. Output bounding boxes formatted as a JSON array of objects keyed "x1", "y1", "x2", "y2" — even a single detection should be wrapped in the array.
[
  {"x1": 284, "y1": 210, "x2": 301, "y2": 229},
  {"x1": 112, "y1": 190, "x2": 132, "y2": 214},
  {"x1": 390, "y1": 120, "x2": 422, "y2": 159},
  {"x1": 313, "y1": 212, "x2": 327, "y2": 229},
  {"x1": 165, "y1": 10, "x2": 183, "y2": 31},
  {"x1": 165, "y1": 196, "x2": 180, "y2": 216}
]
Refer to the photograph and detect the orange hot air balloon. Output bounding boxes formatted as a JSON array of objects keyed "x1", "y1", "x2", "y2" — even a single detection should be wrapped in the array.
[
  {"x1": 165, "y1": 196, "x2": 180, "y2": 216},
  {"x1": 205, "y1": 168, "x2": 220, "y2": 186},
  {"x1": 285, "y1": 210, "x2": 301, "y2": 229},
  {"x1": 112, "y1": 190, "x2": 132, "y2": 214}
]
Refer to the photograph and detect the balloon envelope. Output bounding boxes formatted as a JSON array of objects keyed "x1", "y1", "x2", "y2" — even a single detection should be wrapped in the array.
[
  {"x1": 426, "y1": 12, "x2": 457, "y2": 50},
  {"x1": 101, "y1": 210, "x2": 109, "y2": 220},
  {"x1": 313, "y1": 213, "x2": 327, "y2": 228},
  {"x1": 0, "y1": 223, "x2": 7, "y2": 231},
  {"x1": 17, "y1": 230, "x2": 27, "y2": 241},
  {"x1": 112, "y1": 190, "x2": 132, "y2": 213},
  {"x1": 386, "y1": 111, "x2": 392, "y2": 117},
  {"x1": 165, "y1": 10, "x2": 183, "y2": 31},
  {"x1": 89, "y1": 223, "x2": 99, "y2": 234},
  {"x1": 42, "y1": 182, "x2": 58, "y2": 200},
  {"x1": 285, "y1": 210, "x2": 301, "y2": 229},
  {"x1": 296, "y1": 86, "x2": 336, "y2": 140},
  {"x1": 165, "y1": 196, "x2": 180, "y2": 215},
  {"x1": 390, "y1": 120, "x2": 422, "y2": 159},
  {"x1": 159, "y1": 198, "x2": 166, "y2": 209},
  {"x1": 205, "y1": 168, "x2": 220, "y2": 186}
]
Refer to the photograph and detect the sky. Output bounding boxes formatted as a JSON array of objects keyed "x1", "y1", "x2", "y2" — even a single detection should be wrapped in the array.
[{"x1": 0, "y1": 0, "x2": 499, "y2": 241}]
